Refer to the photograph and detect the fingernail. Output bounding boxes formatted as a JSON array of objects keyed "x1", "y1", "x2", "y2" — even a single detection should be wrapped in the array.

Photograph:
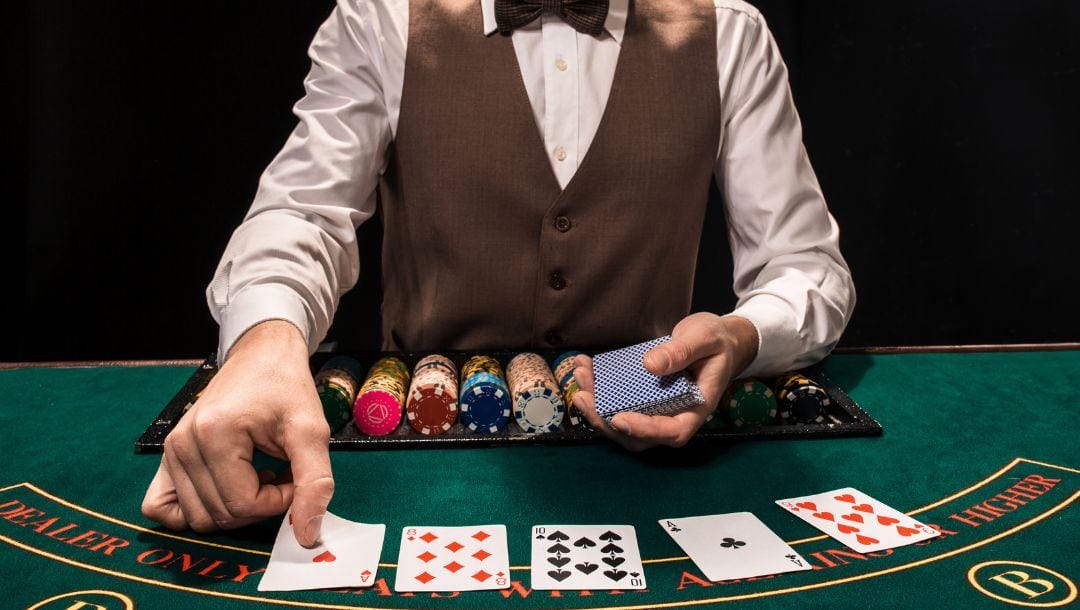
[
  {"x1": 303, "y1": 515, "x2": 323, "y2": 546},
  {"x1": 646, "y1": 351, "x2": 670, "y2": 372}
]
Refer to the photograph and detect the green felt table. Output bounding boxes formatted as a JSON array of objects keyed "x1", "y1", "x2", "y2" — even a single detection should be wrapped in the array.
[{"x1": 1, "y1": 349, "x2": 1078, "y2": 610}]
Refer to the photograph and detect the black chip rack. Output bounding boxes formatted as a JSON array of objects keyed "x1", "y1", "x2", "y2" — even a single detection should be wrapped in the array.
[{"x1": 135, "y1": 350, "x2": 883, "y2": 453}]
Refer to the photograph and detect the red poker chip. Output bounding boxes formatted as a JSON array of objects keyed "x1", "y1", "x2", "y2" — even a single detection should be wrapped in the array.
[{"x1": 406, "y1": 385, "x2": 459, "y2": 435}]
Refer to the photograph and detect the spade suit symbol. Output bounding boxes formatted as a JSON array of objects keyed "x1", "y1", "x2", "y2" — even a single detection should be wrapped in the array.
[
  {"x1": 547, "y1": 543, "x2": 571, "y2": 554},
  {"x1": 573, "y1": 537, "x2": 597, "y2": 549}
]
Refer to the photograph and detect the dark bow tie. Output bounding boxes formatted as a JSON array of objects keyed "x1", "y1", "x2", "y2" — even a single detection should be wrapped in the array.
[{"x1": 494, "y1": 0, "x2": 610, "y2": 37}]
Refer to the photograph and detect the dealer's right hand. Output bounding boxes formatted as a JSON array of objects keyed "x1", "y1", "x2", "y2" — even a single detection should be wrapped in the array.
[{"x1": 141, "y1": 320, "x2": 334, "y2": 548}]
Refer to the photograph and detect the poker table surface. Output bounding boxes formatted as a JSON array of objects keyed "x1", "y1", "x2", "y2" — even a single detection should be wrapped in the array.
[{"x1": 1, "y1": 346, "x2": 1078, "y2": 610}]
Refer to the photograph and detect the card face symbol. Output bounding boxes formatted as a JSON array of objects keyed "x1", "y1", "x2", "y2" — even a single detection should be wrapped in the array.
[
  {"x1": 598, "y1": 531, "x2": 622, "y2": 541},
  {"x1": 548, "y1": 543, "x2": 570, "y2": 554},
  {"x1": 575, "y1": 562, "x2": 597, "y2": 574},
  {"x1": 573, "y1": 537, "x2": 596, "y2": 548},
  {"x1": 834, "y1": 494, "x2": 856, "y2": 503},
  {"x1": 313, "y1": 550, "x2": 336, "y2": 563},
  {"x1": 600, "y1": 543, "x2": 623, "y2": 554},
  {"x1": 604, "y1": 570, "x2": 627, "y2": 582},
  {"x1": 549, "y1": 570, "x2": 571, "y2": 582},
  {"x1": 548, "y1": 556, "x2": 570, "y2": 567},
  {"x1": 837, "y1": 523, "x2": 859, "y2": 534},
  {"x1": 719, "y1": 537, "x2": 745, "y2": 549},
  {"x1": 842, "y1": 513, "x2": 863, "y2": 523},
  {"x1": 813, "y1": 511, "x2": 835, "y2": 521}
]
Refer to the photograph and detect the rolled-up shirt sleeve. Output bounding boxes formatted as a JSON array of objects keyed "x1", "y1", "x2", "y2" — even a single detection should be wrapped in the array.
[
  {"x1": 205, "y1": 0, "x2": 392, "y2": 366},
  {"x1": 714, "y1": 6, "x2": 856, "y2": 376}
]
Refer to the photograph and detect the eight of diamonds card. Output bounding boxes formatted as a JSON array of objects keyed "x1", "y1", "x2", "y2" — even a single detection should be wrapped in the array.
[
  {"x1": 530, "y1": 525, "x2": 647, "y2": 590},
  {"x1": 659, "y1": 513, "x2": 811, "y2": 582},
  {"x1": 776, "y1": 487, "x2": 940, "y2": 553},
  {"x1": 258, "y1": 510, "x2": 385, "y2": 592},
  {"x1": 395, "y1": 525, "x2": 511, "y2": 592}
]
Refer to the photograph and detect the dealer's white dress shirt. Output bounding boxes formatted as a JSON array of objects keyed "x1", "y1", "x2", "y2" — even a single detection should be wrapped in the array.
[{"x1": 206, "y1": 0, "x2": 856, "y2": 376}]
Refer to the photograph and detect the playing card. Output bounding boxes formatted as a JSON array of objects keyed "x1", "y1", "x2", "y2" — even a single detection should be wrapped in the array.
[
  {"x1": 593, "y1": 336, "x2": 705, "y2": 420},
  {"x1": 776, "y1": 487, "x2": 940, "y2": 553},
  {"x1": 659, "y1": 513, "x2": 811, "y2": 582},
  {"x1": 394, "y1": 525, "x2": 510, "y2": 592},
  {"x1": 258, "y1": 510, "x2": 386, "y2": 592},
  {"x1": 530, "y1": 525, "x2": 646, "y2": 590}
]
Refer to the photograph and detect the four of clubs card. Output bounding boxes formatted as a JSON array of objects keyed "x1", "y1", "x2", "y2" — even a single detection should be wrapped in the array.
[
  {"x1": 660, "y1": 513, "x2": 811, "y2": 582},
  {"x1": 776, "y1": 487, "x2": 939, "y2": 552},
  {"x1": 395, "y1": 525, "x2": 511, "y2": 592},
  {"x1": 530, "y1": 525, "x2": 646, "y2": 590}
]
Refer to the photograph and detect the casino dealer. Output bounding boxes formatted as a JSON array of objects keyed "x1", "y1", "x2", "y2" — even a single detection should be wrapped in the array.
[{"x1": 141, "y1": 0, "x2": 856, "y2": 544}]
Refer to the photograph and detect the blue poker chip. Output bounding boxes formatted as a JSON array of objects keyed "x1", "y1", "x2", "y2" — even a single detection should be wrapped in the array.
[{"x1": 460, "y1": 382, "x2": 511, "y2": 433}]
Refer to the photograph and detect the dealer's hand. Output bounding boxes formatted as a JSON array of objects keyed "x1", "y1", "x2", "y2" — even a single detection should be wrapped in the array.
[
  {"x1": 573, "y1": 313, "x2": 759, "y2": 451},
  {"x1": 141, "y1": 320, "x2": 333, "y2": 548}
]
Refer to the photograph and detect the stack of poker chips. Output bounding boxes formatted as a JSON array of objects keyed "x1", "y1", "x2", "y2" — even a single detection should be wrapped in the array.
[
  {"x1": 354, "y1": 356, "x2": 410, "y2": 436},
  {"x1": 773, "y1": 373, "x2": 830, "y2": 424},
  {"x1": 314, "y1": 356, "x2": 365, "y2": 433},
  {"x1": 723, "y1": 378, "x2": 778, "y2": 427},
  {"x1": 592, "y1": 336, "x2": 706, "y2": 421},
  {"x1": 506, "y1": 353, "x2": 565, "y2": 433},
  {"x1": 406, "y1": 355, "x2": 459, "y2": 435},
  {"x1": 551, "y1": 351, "x2": 584, "y2": 427},
  {"x1": 459, "y1": 355, "x2": 512, "y2": 434}
]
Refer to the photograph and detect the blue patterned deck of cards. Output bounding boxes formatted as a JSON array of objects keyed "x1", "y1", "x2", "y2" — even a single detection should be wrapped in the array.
[{"x1": 593, "y1": 336, "x2": 706, "y2": 420}]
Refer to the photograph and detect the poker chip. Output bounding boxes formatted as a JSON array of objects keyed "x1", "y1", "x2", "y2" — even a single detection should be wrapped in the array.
[
  {"x1": 772, "y1": 373, "x2": 830, "y2": 424},
  {"x1": 701, "y1": 409, "x2": 728, "y2": 429},
  {"x1": 507, "y1": 353, "x2": 565, "y2": 433},
  {"x1": 313, "y1": 356, "x2": 364, "y2": 432},
  {"x1": 725, "y1": 378, "x2": 777, "y2": 427},
  {"x1": 354, "y1": 356, "x2": 410, "y2": 436},
  {"x1": 552, "y1": 351, "x2": 583, "y2": 427},
  {"x1": 406, "y1": 355, "x2": 459, "y2": 435},
  {"x1": 459, "y1": 356, "x2": 511, "y2": 434}
]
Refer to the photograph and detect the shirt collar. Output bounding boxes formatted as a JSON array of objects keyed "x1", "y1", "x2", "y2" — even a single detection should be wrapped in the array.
[{"x1": 481, "y1": 0, "x2": 628, "y2": 45}]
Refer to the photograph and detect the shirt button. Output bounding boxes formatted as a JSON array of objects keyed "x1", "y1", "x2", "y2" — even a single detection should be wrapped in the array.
[
  {"x1": 549, "y1": 271, "x2": 567, "y2": 290},
  {"x1": 555, "y1": 58, "x2": 568, "y2": 72},
  {"x1": 554, "y1": 216, "x2": 572, "y2": 232},
  {"x1": 544, "y1": 329, "x2": 564, "y2": 346},
  {"x1": 554, "y1": 146, "x2": 567, "y2": 162}
]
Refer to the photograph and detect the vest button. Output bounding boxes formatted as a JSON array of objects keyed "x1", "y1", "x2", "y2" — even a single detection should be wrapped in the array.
[
  {"x1": 554, "y1": 216, "x2": 572, "y2": 232},
  {"x1": 549, "y1": 271, "x2": 567, "y2": 290},
  {"x1": 544, "y1": 330, "x2": 564, "y2": 346}
]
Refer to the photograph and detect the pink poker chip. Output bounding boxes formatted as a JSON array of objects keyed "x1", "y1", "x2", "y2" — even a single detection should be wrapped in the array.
[{"x1": 354, "y1": 389, "x2": 404, "y2": 436}]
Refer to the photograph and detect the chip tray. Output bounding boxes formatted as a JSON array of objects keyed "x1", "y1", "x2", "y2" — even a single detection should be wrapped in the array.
[{"x1": 135, "y1": 350, "x2": 882, "y2": 452}]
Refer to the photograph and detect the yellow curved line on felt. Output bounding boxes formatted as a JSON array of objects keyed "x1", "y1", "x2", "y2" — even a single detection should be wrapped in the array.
[
  {"x1": 1, "y1": 456, "x2": 1075, "y2": 571},
  {"x1": 1, "y1": 489, "x2": 1075, "y2": 610}
]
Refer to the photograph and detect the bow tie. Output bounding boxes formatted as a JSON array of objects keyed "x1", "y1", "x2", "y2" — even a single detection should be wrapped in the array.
[{"x1": 494, "y1": 0, "x2": 610, "y2": 37}]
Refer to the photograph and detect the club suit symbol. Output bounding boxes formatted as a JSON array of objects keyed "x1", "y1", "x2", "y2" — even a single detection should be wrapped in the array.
[{"x1": 720, "y1": 537, "x2": 745, "y2": 549}]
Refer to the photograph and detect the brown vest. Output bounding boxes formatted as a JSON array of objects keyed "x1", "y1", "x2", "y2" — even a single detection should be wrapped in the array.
[{"x1": 378, "y1": 0, "x2": 720, "y2": 351}]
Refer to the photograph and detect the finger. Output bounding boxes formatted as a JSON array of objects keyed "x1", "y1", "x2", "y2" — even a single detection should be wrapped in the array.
[
  {"x1": 198, "y1": 421, "x2": 291, "y2": 522},
  {"x1": 141, "y1": 459, "x2": 187, "y2": 530},
  {"x1": 172, "y1": 431, "x2": 238, "y2": 527},
  {"x1": 284, "y1": 417, "x2": 335, "y2": 548},
  {"x1": 162, "y1": 450, "x2": 219, "y2": 534},
  {"x1": 572, "y1": 389, "x2": 652, "y2": 452},
  {"x1": 643, "y1": 335, "x2": 717, "y2": 377},
  {"x1": 573, "y1": 355, "x2": 593, "y2": 392},
  {"x1": 609, "y1": 410, "x2": 707, "y2": 448}
]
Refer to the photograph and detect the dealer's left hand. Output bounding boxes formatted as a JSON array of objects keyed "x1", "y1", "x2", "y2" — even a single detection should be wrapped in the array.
[{"x1": 573, "y1": 313, "x2": 759, "y2": 451}]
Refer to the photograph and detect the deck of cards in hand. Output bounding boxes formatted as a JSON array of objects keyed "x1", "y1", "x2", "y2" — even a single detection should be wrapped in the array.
[{"x1": 593, "y1": 336, "x2": 706, "y2": 419}]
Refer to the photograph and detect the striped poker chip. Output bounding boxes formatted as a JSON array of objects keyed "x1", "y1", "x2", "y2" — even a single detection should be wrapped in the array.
[
  {"x1": 460, "y1": 382, "x2": 511, "y2": 434},
  {"x1": 513, "y1": 387, "x2": 564, "y2": 433},
  {"x1": 781, "y1": 384, "x2": 830, "y2": 424},
  {"x1": 406, "y1": 385, "x2": 459, "y2": 435},
  {"x1": 726, "y1": 378, "x2": 777, "y2": 428}
]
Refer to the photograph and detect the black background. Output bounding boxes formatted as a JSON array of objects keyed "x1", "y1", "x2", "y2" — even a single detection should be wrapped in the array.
[{"x1": 8, "y1": 1, "x2": 1080, "y2": 361}]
